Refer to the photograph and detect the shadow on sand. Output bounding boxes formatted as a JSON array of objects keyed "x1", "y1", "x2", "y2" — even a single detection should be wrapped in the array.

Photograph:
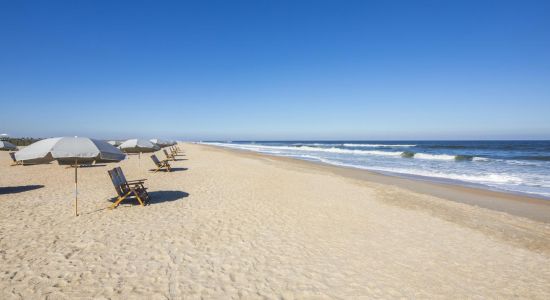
[
  {"x1": 107, "y1": 190, "x2": 189, "y2": 206},
  {"x1": 148, "y1": 191, "x2": 189, "y2": 204},
  {"x1": 63, "y1": 164, "x2": 107, "y2": 168},
  {"x1": 0, "y1": 185, "x2": 45, "y2": 195},
  {"x1": 148, "y1": 167, "x2": 188, "y2": 172}
]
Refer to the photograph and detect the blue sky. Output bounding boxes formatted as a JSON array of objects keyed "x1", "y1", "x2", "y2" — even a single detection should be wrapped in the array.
[{"x1": 1, "y1": 0, "x2": 549, "y2": 140}]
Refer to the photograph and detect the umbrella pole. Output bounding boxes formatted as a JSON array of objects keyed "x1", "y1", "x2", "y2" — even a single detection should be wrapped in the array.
[{"x1": 75, "y1": 158, "x2": 78, "y2": 217}]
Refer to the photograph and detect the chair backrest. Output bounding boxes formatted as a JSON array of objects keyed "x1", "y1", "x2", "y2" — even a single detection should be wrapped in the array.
[
  {"x1": 114, "y1": 167, "x2": 133, "y2": 194},
  {"x1": 115, "y1": 167, "x2": 128, "y2": 184},
  {"x1": 163, "y1": 149, "x2": 171, "y2": 158},
  {"x1": 9, "y1": 152, "x2": 17, "y2": 162},
  {"x1": 108, "y1": 169, "x2": 125, "y2": 196},
  {"x1": 150, "y1": 154, "x2": 161, "y2": 166}
]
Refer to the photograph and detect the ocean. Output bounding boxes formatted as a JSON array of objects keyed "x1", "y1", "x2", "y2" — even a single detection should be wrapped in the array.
[{"x1": 202, "y1": 140, "x2": 550, "y2": 199}]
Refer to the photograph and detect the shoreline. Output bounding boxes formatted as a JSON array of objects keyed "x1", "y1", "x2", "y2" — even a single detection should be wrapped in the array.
[{"x1": 200, "y1": 143, "x2": 550, "y2": 223}]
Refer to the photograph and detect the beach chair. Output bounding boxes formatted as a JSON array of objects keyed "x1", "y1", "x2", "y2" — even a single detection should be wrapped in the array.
[
  {"x1": 171, "y1": 146, "x2": 185, "y2": 157},
  {"x1": 163, "y1": 149, "x2": 176, "y2": 161},
  {"x1": 170, "y1": 147, "x2": 180, "y2": 157},
  {"x1": 9, "y1": 152, "x2": 22, "y2": 166},
  {"x1": 108, "y1": 168, "x2": 150, "y2": 209},
  {"x1": 150, "y1": 154, "x2": 172, "y2": 172},
  {"x1": 171, "y1": 145, "x2": 183, "y2": 154}
]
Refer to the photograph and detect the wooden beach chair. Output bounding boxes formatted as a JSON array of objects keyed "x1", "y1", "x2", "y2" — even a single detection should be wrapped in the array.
[
  {"x1": 163, "y1": 149, "x2": 176, "y2": 161},
  {"x1": 171, "y1": 145, "x2": 183, "y2": 154},
  {"x1": 108, "y1": 168, "x2": 150, "y2": 209},
  {"x1": 150, "y1": 154, "x2": 172, "y2": 172},
  {"x1": 170, "y1": 147, "x2": 180, "y2": 157},
  {"x1": 9, "y1": 152, "x2": 22, "y2": 166}
]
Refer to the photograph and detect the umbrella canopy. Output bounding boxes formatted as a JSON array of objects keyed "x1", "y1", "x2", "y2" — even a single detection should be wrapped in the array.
[
  {"x1": 15, "y1": 137, "x2": 126, "y2": 164},
  {"x1": 0, "y1": 140, "x2": 17, "y2": 151},
  {"x1": 119, "y1": 139, "x2": 160, "y2": 153},
  {"x1": 108, "y1": 140, "x2": 122, "y2": 146},
  {"x1": 149, "y1": 139, "x2": 171, "y2": 147}
]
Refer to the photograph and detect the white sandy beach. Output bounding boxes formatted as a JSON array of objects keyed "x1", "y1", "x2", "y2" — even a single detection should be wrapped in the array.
[{"x1": 1, "y1": 143, "x2": 549, "y2": 299}]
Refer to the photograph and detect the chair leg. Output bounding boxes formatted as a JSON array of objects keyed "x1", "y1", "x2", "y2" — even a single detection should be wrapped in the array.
[
  {"x1": 133, "y1": 190, "x2": 145, "y2": 206},
  {"x1": 109, "y1": 191, "x2": 132, "y2": 209},
  {"x1": 144, "y1": 194, "x2": 150, "y2": 205}
]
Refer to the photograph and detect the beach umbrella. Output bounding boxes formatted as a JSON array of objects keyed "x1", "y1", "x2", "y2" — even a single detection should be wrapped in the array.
[
  {"x1": 0, "y1": 140, "x2": 17, "y2": 151},
  {"x1": 149, "y1": 138, "x2": 171, "y2": 147},
  {"x1": 108, "y1": 140, "x2": 122, "y2": 146},
  {"x1": 119, "y1": 139, "x2": 160, "y2": 153},
  {"x1": 119, "y1": 139, "x2": 160, "y2": 170},
  {"x1": 15, "y1": 137, "x2": 126, "y2": 216}
]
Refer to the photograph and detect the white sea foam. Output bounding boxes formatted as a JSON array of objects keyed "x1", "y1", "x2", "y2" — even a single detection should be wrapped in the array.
[
  {"x1": 503, "y1": 159, "x2": 544, "y2": 166},
  {"x1": 361, "y1": 150, "x2": 404, "y2": 156},
  {"x1": 205, "y1": 143, "x2": 486, "y2": 161},
  {"x1": 205, "y1": 142, "x2": 404, "y2": 156},
  {"x1": 473, "y1": 157, "x2": 490, "y2": 161},
  {"x1": 282, "y1": 155, "x2": 524, "y2": 185},
  {"x1": 413, "y1": 153, "x2": 456, "y2": 160}
]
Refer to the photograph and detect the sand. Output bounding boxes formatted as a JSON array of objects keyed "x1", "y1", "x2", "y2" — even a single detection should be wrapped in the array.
[{"x1": 1, "y1": 143, "x2": 549, "y2": 299}]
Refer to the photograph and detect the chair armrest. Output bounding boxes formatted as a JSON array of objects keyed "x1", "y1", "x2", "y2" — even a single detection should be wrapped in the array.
[
  {"x1": 127, "y1": 179, "x2": 147, "y2": 183},
  {"x1": 127, "y1": 182, "x2": 147, "y2": 189}
]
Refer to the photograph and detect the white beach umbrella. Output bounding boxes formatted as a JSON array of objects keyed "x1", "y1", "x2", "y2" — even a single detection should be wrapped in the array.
[
  {"x1": 16, "y1": 137, "x2": 125, "y2": 163},
  {"x1": 119, "y1": 139, "x2": 160, "y2": 153},
  {"x1": 108, "y1": 140, "x2": 122, "y2": 146},
  {"x1": 14, "y1": 137, "x2": 126, "y2": 216},
  {"x1": 149, "y1": 138, "x2": 171, "y2": 147},
  {"x1": 0, "y1": 140, "x2": 17, "y2": 151}
]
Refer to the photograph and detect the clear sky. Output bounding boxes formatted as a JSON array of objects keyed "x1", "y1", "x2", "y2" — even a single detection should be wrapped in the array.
[{"x1": 1, "y1": 0, "x2": 549, "y2": 140}]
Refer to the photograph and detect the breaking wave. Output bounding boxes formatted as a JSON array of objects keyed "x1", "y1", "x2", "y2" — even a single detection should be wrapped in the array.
[{"x1": 205, "y1": 143, "x2": 488, "y2": 161}]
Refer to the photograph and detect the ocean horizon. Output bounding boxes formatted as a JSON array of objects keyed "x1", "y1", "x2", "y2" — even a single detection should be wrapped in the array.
[{"x1": 203, "y1": 140, "x2": 550, "y2": 199}]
